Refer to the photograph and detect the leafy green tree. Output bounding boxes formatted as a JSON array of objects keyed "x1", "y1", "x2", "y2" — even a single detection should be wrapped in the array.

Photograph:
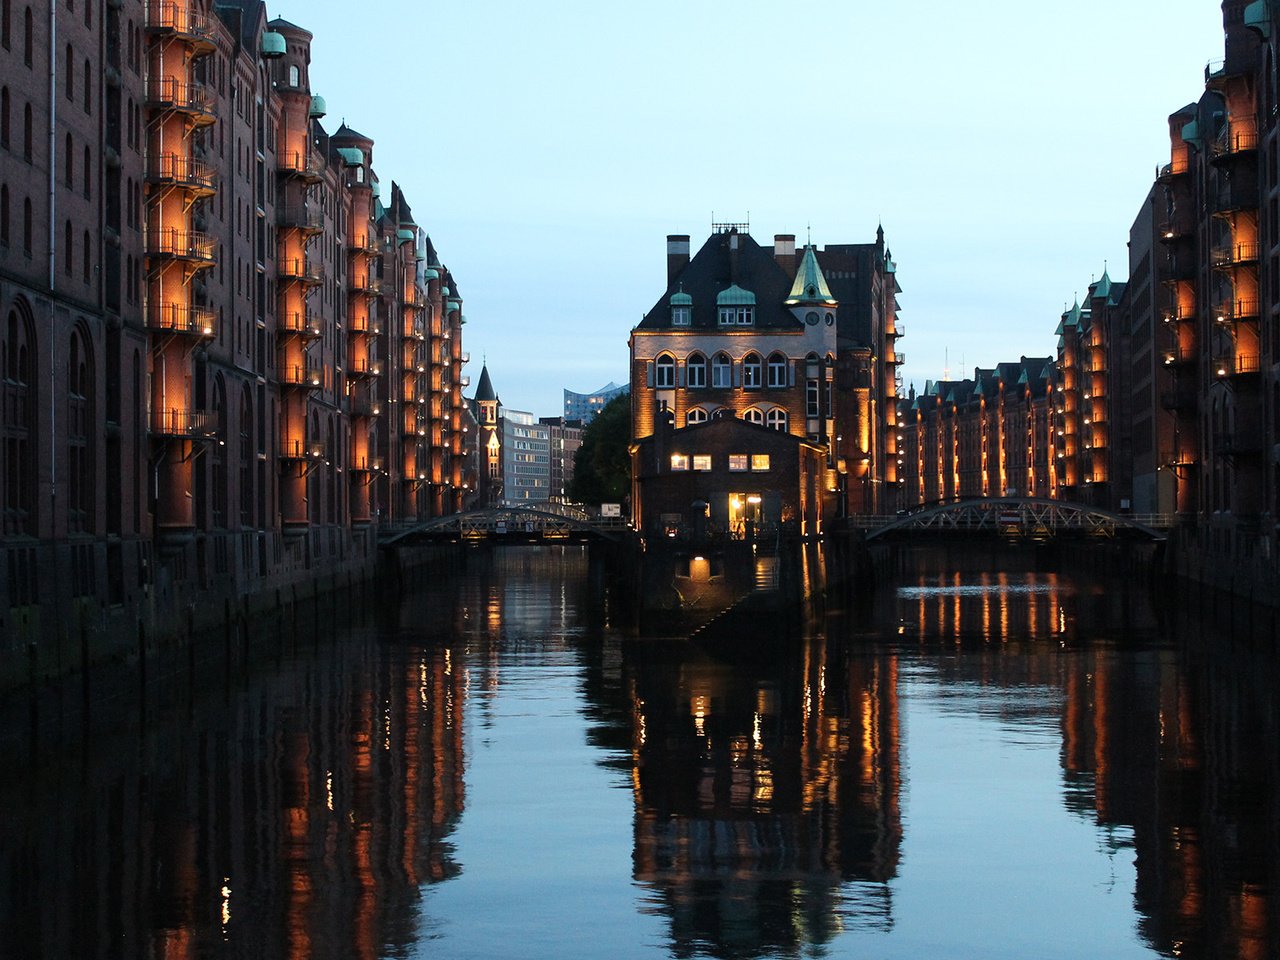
[{"x1": 569, "y1": 393, "x2": 631, "y2": 509}]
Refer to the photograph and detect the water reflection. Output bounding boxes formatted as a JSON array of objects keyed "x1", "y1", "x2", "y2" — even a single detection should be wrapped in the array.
[{"x1": 623, "y1": 634, "x2": 901, "y2": 957}]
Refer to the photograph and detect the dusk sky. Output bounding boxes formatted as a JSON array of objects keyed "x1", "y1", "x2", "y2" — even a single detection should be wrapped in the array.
[{"x1": 281, "y1": 1, "x2": 1225, "y2": 417}]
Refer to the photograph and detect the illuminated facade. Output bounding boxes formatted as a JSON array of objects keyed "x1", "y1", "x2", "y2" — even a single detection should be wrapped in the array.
[
  {"x1": 629, "y1": 224, "x2": 902, "y2": 532},
  {"x1": 0, "y1": 0, "x2": 471, "y2": 674}
]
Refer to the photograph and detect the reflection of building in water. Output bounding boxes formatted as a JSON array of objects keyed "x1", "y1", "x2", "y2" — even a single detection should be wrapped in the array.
[
  {"x1": 627, "y1": 635, "x2": 901, "y2": 957},
  {"x1": 0, "y1": 639, "x2": 466, "y2": 959}
]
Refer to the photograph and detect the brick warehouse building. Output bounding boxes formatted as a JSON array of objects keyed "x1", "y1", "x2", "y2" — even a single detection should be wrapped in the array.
[
  {"x1": 0, "y1": 0, "x2": 472, "y2": 679},
  {"x1": 629, "y1": 224, "x2": 902, "y2": 536}
]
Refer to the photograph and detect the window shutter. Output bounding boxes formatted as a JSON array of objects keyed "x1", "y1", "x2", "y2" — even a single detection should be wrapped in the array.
[
  {"x1": 646, "y1": 361, "x2": 655, "y2": 388},
  {"x1": 733, "y1": 363, "x2": 742, "y2": 387}
]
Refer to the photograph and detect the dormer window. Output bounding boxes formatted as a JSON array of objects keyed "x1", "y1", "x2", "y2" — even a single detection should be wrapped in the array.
[
  {"x1": 716, "y1": 284, "x2": 756, "y2": 326},
  {"x1": 672, "y1": 306, "x2": 690, "y2": 326}
]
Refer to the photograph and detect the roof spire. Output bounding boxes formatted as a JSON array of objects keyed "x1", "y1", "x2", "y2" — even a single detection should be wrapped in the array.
[{"x1": 786, "y1": 244, "x2": 836, "y2": 305}]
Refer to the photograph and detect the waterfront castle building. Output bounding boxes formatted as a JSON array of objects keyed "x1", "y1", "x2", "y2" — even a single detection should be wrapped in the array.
[
  {"x1": 629, "y1": 225, "x2": 902, "y2": 536},
  {"x1": 0, "y1": 0, "x2": 472, "y2": 677}
]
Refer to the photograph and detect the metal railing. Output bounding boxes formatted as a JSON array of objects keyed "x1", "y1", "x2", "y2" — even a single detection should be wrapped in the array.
[
  {"x1": 146, "y1": 154, "x2": 216, "y2": 192},
  {"x1": 146, "y1": 302, "x2": 215, "y2": 336},
  {"x1": 146, "y1": 227, "x2": 216, "y2": 263},
  {"x1": 150, "y1": 408, "x2": 216, "y2": 437},
  {"x1": 145, "y1": 1, "x2": 213, "y2": 40},
  {"x1": 281, "y1": 439, "x2": 327, "y2": 460},
  {"x1": 145, "y1": 76, "x2": 213, "y2": 117}
]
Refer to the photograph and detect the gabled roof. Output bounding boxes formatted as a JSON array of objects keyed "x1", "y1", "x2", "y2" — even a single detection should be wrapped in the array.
[
  {"x1": 785, "y1": 245, "x2": 837, "y2": 305},
  {"x1": 636, "y1": 231, "x2": 802, "y2": 331}
]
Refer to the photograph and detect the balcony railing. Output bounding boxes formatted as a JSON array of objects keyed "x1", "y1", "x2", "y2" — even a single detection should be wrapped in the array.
[
  {"x1": 1156, "y1": 158, "x2": 1190, "y2": 182},
  {"x1": 145, "y1": 154, "x2": 217, "y2": 194},
  {"x1": 1157, "y1": 217, "x2": 1194, "y2": 243},
  {"x1": 347, "y1": 233, "x2": 382, "y2": 255},
  {"x1": 349, "y1": 275, "x2": 385, "y2": 296},
  {"x1": 1213, "y1": 177, "x2": 1259, "y2": 214},
  {"x1": 278, "y1": 257, "x2": 323, "y2": 285},
  {"x1": 888, "y1": 352, "x2": 905, "y2": 366},
  {"x1": 350, "y1": 455, "x2": 385, "y2": 472},
  {"x1": 459, "y1": 351, "x2": 470, "y2": 364},
  {"x1": 146, "y1": 302, "x2": 215, "y2": 337},
  {"x1": 402, "y1": 287, "x2": 427, "y2": 309},
  {"x1": 1162, "y1": 345, "x2": 1198, "y2": 367},
  {"x1": 150, "y1": 408, "x2": 216, "y2": 438},
  {"x1": 278, "y1": 150, "x2": 325, "y2": 182},
  {"x1": 1210, "y1": 125, "x2": 1259, "y2": 160},
  {"x1": 281, "y1": 439, "x2": 327, "y2": 460},
  {"x1": 145, "y1": 77, "x2": 215, "y2": 123},
  {"x1": 279, "y1": 364, "x2": 324, "y2": 389},
  {"x1": 1211, "y1": 242, "x2": 1260, "y2": 268},
  {"x1": 459, "y1": 375, "x2": 471, "y2": 388},
  {"x1": 1214, "y1": 353, "x2": 1261, "y2": 377},
  {"x1": 349, "y1": 396, "x2": 381, "y2": 418},
  {"x1": 1214, "y1": 298, "x2": 1260, "y2": 322},
  {"x1": 146, "y1": 227, "x2": 216, "y2": 264},
  {"x1": 144, "y1": 1, "x2": 214, "y2": 45},
  {"x1": 277, "y1": 205, "x2": 324, "y2": 233},
  {"x1": 279, "y1": 311, "x2": 322, "y2": 338},
  {"x1": 346, "y1": 357, "x2": 382, "y2": 379},
  {"x1": 889, "y1": 324, "x2": 905, "y2": 338}
]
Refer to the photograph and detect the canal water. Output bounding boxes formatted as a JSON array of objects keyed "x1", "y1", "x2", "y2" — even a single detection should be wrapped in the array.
[{"x1": 1, "y1": 545, "x2": 1276, "y2": 960}]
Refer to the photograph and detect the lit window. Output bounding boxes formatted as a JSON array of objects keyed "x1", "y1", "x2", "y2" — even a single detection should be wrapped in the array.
[
  {"x1": 729, "y1": 454, "x2": 748, "y2": 472},
  {"x1": 712, "y1": 353, "x2": 732, "y2": 388},
  {"x1": 766, "y1": 408, "x2": 788, "y2": 431},
  {"x1": 671, "y1": 454, "x2": 689, "y2": 471},
  {"x1": 687, "y1": 353, "x2": 706, "y2": 388},
  {"x1": 718, "y1": 306, "x2": 753, "y2": 325},
  {"x1": 686, "y1": 407, "x2": 708, "y2": 425},
  {"x1": 692, "y1": 455, "x2": 712, "y2": 471},
  {"x1": 655, "y1": 354, "x2": 675, "y2": 388},
  {"x1": 751, "y1": 454, "x2": 770, "y2": 471},
  {"x1": 742, "y1": 353, "x2": 762, "y2": 389},
  {"x1": 744, "y1": 408, "x2": 764, "y2": 426}
]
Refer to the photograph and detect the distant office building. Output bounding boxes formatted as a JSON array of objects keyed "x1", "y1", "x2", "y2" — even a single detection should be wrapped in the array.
[
  {"x1": 541, "y1": 418, "x2": 584, "y2": 504},
  {"x1": 501, "y1": 410, "x2": 550, "y2": 505},
  {"x1": 564, "y1": 382, "x2": 629, "y2": 424}
]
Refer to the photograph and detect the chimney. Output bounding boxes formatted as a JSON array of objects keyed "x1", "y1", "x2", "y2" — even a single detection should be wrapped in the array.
[
  {"x1": 666, "y1": 235, "x2": 690, "y2": 287},
  {"x1": 774, "y1": 234, "x2": 796, "y2": 275}
]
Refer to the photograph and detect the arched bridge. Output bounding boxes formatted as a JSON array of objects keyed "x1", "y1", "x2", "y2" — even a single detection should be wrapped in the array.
[
  {"x1": 858, "y1": 498, "x2": 1171, "y2": 542},
  {"x1": 380, "y1": 505, "x2": 630, "y2": 546}
]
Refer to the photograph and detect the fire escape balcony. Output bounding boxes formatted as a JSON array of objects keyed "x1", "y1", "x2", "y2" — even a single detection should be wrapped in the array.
[
  {"x1": 1212, "y1": 175, "x2": 1259, "y2": 214},
  {"x1": 402, "y1": 287, "x2": 427, "y2": 309},
  {"x1": 146, "y1": 228, "x2": 216, "y2": 266},
  {"x1": 459, "y1": 375, "x2": 471, "y2": 388},
  {"x1": 1156, "y1": 159, "x2": 1190, "y2": 183},
  {"x1": 150, "y1": 408, "x2": 217, "y2": 438},
  {"x1": 280, "y1": 439, "x2": 327, "y2": 460},
  {"x1": 1209, "y1": 126, "x2": 1259, "y2": 163},
  {"x1": 1211, "y1": 242, "x2": 1260, "y2": 269},
  {"x1": 887, "y1": 352, "x2": 905, "y2": 365},
  {"x1": 1160, "y1": 383, "x2": 1199, "y2": 414},
  {"x1": 278, "y1": 257, "x2": 323, "y2": 286},
  {"x1": 347, "y1": 233, "x2": 382, "y2": 256},
  {"x1": 350, "y1": 455, "x2": 384, "y2": 473},
  {"x1": 278, "y1": 363, "x2": 324, "y2": 389},
  {"x1": 889, "y1": 323, "x2": 905, "y2": 338},
  {"x1": 1162, "y1": 345, "x2": 1198, "y2": 368},
  {"x1": 144, "y1": 1, "x2": 216, "y2": 54},
  {"x1": 1214, "y1": 352, "x2": 1262, "y2": 378},
  {"x1": 1157, "y1": 216, "x2": 1194, "y2": 244},
  {"x1": 278, "y1": 150, "x2": 325, "y2": 184},
  {"x1": 402, "y1": 321, "x2": 425, "y2": 342},
  {"x1": 348, "y1": 275, "x2": 385, "y2": 297},
  {"x1": 145, "y1": 77, "x2": 215, "y2": 126},
  {"x1": 349, "y1": 395, "x2": 381, "y2": 418},
  {"x1": 145, "y1": 302, "x2": 215, "y2": 338},
  {"x1": 145, "y1": 154, "x2": 217, "y2": 197},
  {"x1": 1214, "y1": 298, "x2": 1260, "y2": 323},
  {"x1": 277, "y1": 205, "x2": 324, "y2": 235},
  {"x1": 1205, "y1": 57, "x2": 1249, "y2": 89},
  {"x1": 459, "y1": 351, "x2": 470, "y2": 364},
  {"x1": 346, "y1": 357, "x2": 382, "y2": 380},
  {"x1": 279, "y1": 311, "x2": 322, "y2": 339}
]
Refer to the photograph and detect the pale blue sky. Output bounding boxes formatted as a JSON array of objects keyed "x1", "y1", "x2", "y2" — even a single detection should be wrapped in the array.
[{"x1": 282, "y1": 1, "x2": 1225, "y2": 415}]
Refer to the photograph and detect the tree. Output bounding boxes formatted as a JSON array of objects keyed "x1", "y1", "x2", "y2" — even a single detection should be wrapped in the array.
[{"x1": 568, "y1": 393, "x2": 631, "y2": 509}]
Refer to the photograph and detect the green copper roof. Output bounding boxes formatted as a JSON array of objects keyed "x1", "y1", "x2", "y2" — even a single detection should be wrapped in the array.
[
  {"x1": 446, "y1": 301, "x2": 460, "y2": 314},
  {"x1": 1181, "y1": 119, "x2": 1201, "y2": 147},
  {"x1": 336, "y1": 147, "x2": 363, "y2": 167},
  {"x1": 1245, "y1": 0, "x2": 1270, "y2": 38},
  {"x1": 669, "y1": 284, "x2": 692, "y2": 306},
  {"x1": 423, "y1": 267, "x2": 440, "y2": 280},
  {"x1": 716, "y1": 284, "x2": 756, "y2": 306},
  {"x1": 1091, "y1": 268, "x2": 1112, "y2": 301},
  {"x1": 396, "y1": 228, "x2": 415, "y2": 242},
  {"x1": 309, "y1": 95, "x2": 326, "y2": 118},
  {"x1": 1061, "y1": 299, "x2": 1082, "y2": 330},
  {"x1": 785, "y1": 245, "x2": 836, "y2": 305},
  {"x1": 261, "y1": 31, "x2": 286, "y2": 57}
]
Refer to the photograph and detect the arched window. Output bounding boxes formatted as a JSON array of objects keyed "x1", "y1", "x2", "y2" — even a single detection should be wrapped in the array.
[
  {"x1": 65, "y1": 43, "x2": 73, "y2": 100},
  {"x1": 767, "y1": 352, "x2": 788, "y2": 388},
  {"x1": 766, "y1": 408, "x2": 788, "y2": 432},
  {"x1": 211, "y1": 376, "x2": 226, "y2": 528},
  {"x1": 686, "y1": 407, "x2": 708, "y2": 426},
  {"x1": 1, "y1": 86, "x2": 8, "y2": 147},
  {"x1": 23, "y1": 101, "x2": 31, "y2": 160},
  {"x1": 686, "y1": 352, "x2": 707, "y2": 388},
  {"x1": 0, "y1": 186, "x2": 8, "y2": 246},
  {"x1": 327, "y1": 416, "x2": 337, "y2": 523},
  {"x1": 82, "y1": 144, "x2": 90, "y2": 197},
  {"x1": 63, "y1": 219, "x2": 72, "y2": 274},
  {"x1": 3, "y1": 306, "x2": 35, "y2": 534},
  {"x1": 1, "y1": 0, "x2": 9, "y2": 50},
  {"x1": 654, "y1": 353, "x2": 675, "y2": 388},
  {"x1": 712, "y1": 352, "x2": 732, "y2": 388},
  {"x1": 743, "y1": 408, "x2": 764, "y2": 426},
  {"x1": 289, "y1": 64, "x2": 300, "y2": 88},
  {"x1": 82, "y1": 229, "x2": 89, "y2": 282},
  {"x1": 22, "y1": 196, "x2": 31, "y2": 253},
  {"x1": 23, "y1": 7, "x2": 32, "y2": 67},
  {"x1": 83, "y1": 58, "x2": 91, "y2": 113},
  {"x1": 239, "y1": 387, "x2": 253, "y2": 527},
  {"x1": 64, "y1": 132, "x2": 72, "y2": 185},
  {"x1": 67, "y1": 327, "x2": 93, "y2": 533},
  {"x1": 742, "y1": 352, "x2": 762, "y2": 389}
]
